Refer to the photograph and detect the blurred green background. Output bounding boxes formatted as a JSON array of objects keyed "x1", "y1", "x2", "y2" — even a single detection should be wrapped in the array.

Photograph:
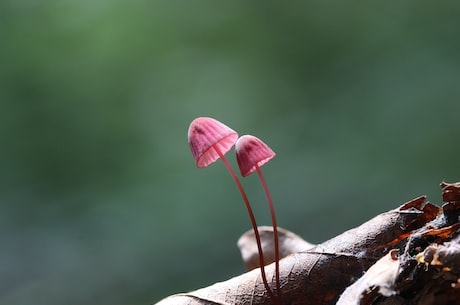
[{"x1": 1, "y1": 1, "x2": 459, "y2": 304}]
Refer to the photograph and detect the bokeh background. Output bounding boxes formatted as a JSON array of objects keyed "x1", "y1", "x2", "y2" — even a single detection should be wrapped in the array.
[{"x1": 1, "y1": 1, "x2": 459, "y2": 304}]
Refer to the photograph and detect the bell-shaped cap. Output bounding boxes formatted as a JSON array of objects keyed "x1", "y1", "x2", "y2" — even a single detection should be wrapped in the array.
[
  {"x1": 188, "y1": 117, "x2": 238, "y2": 168},
  {"x1": 235, "y1": 135, "x2": 276, "y2": 177}
]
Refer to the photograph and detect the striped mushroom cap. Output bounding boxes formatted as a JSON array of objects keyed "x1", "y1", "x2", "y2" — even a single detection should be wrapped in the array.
[
  {"x1": 188, "y1": 117, "x2": 238, "y2": 168},
  {"x1": 235, "y1": 135, "x2": 276, "y2": 177}
]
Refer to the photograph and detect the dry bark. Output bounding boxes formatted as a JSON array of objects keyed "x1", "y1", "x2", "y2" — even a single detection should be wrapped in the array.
[{"x1": 154, "y1": 182, "x2": 460, "y2": 305}]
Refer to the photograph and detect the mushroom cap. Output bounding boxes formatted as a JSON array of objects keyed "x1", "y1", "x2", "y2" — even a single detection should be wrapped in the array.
[
  {"x1": 188, "y1": 117, "x2": 238, "y2": 168},
  {"x1": 235, "y1": 135, "x2": 276, "y2": 177}
]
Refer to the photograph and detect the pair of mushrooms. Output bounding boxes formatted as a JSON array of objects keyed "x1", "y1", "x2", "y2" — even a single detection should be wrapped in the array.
[{"x1": 188, "y1": 117, "x2": 283, "y2": 305}]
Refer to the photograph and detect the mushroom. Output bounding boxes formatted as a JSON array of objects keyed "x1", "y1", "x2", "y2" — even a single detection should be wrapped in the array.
[
  {"x1": 235, "y1": 134, "x2": 283, "y2": 304},
  {"x1": 187, "y1": 117, "x2": 278, "y2": 304}
]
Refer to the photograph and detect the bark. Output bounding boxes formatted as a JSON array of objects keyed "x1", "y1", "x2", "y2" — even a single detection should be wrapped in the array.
[{"x1": 154, "y1": 182, "x2": 460, "y2": 305}]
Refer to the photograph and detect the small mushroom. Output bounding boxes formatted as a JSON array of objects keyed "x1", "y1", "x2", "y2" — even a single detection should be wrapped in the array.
[
  {"x1": 188, "y1": 117, "x2": 238, "y2": 168},
  {"x1": 235, "y1": 134, "x2": 283, "y2": 304},
  {"x1": 187, "y1": 118, "x2": 278, "y2": 304}
]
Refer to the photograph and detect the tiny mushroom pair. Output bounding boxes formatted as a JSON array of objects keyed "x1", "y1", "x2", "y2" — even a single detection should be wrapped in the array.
[{"x1": 188, "y1": 117, "x2": 283, "y2": 305}]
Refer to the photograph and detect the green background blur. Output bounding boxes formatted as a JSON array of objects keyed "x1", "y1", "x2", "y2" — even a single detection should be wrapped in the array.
[{"x1": 1, "y1": 1, "x2": 459, "y2": 305}]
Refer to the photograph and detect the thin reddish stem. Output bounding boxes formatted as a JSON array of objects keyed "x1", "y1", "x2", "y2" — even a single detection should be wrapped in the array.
[
  {"x1": 256, "y1": 165, "x2": 283, "y2": 304},
  {"x1": 213, "y1": 145, "x2": 279, "y2": 305}
]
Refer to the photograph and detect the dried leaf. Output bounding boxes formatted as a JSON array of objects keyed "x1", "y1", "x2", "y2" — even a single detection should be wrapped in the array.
[
  {"x1": 237, "y1": 226, "x2": 315, "y2": 271},
  {"x1": 341, "y1": 195, "x2": 460, "y2": 305},
  {"x1": 337, "y1": 250, "x2": 400, "y2": 305},
  {"x1": 441, "y1": 181, "x2": 460, "y2": 202},
  {"x1": 155, "y1": 197, "x2": 438, "y2": 305}
]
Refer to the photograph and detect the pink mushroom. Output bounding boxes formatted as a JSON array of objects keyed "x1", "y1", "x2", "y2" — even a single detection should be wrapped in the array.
[
  {"x1": 188, "y1": 117, "x2": 278, "y2": 304},
  {"x1": 188, "y1": 117, "x2": 238, "y2": 168},
  {"x1": 235, "y1": 134, "x2": 283, "y2": 304}
]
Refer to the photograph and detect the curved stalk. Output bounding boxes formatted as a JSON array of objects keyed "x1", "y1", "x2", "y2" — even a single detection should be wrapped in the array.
[{"x1": 213, "y1": 144, "x2": 278, "y2": 305}]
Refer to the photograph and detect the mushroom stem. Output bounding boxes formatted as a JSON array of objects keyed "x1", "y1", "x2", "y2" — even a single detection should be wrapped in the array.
[
  {"x1": 255, "y1": 165, "x2": 282, "y2": 304},
  {"x1": 213, "y1": 144, "x2": 278, "y2": 304}
]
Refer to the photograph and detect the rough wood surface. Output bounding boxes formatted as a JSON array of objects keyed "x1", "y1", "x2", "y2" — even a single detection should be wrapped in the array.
[{"x1": 154, "y1": 182, "x2": 460, "y2": 305}]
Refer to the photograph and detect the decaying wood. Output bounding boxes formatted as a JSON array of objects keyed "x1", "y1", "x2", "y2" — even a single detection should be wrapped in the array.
[
  {"x1": 154, "y1": 182, "x2": 460, "y2": 305},
  {"x1": 336, "y1": 250, "x2": 401, "y2": 304},
  {"x1": 341, "y1": 182, "x2": 460, "y2": 305}
]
